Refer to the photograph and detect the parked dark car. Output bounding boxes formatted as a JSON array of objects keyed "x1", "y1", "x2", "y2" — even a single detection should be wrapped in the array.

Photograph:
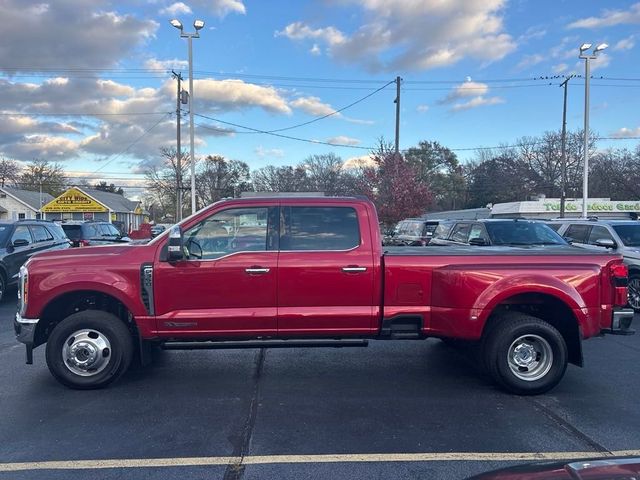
[
  {"x1": 0, "y1": 219, "x2": 70, "y2": 302},
  {"x1": 150, "y1": 224, "x2": 166, "y2": 237},
  {"x1": 429, "y1": 219, "x2": 568, "y2": 247},
  {"x1": 61, "y1": 221, "x2": 131, "y2": 248},
  {"x1": 385, "y1": 218, "x2": 439, "y2": 246}
]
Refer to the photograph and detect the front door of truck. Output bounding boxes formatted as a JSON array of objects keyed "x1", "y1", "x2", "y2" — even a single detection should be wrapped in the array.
[
  {"x1": 154, "y1": 206, "x2": 279, "y2": 337},
  {"x1": 277, "y1": 204, "x2": 376, "y2": 335}
]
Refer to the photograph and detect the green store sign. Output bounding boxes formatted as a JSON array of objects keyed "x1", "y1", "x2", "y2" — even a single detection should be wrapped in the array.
[{"x1": 543, "y1": 202, "x2": 640, "y2": 212}]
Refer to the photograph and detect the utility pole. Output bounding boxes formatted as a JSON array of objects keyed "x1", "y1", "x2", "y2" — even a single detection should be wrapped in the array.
[
  {"x1": 394, "y1": 76, "x2": 402, "y2": 155},
  {"x1": 559, "y1": 75, "x2": 572, "y2": 218},
  {"x1": 172, "y1": 70, "x2": 183, "y2": 221}
]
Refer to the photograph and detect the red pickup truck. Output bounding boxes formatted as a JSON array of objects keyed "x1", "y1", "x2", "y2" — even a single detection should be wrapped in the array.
[{"x1": 14, "y1": 197, "x2": 634, "y2": 394}]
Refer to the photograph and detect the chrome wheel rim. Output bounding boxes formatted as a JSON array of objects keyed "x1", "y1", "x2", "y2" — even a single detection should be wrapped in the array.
[
  {"x1": 628, "y1": 278, "x2": 640, "y2": 310},
  {"x1": 62, "y1": 329, "x2": 112, "y2": 377},
  {"x1": 507, "y1": 334, "x2": 553, "y2": 382}
]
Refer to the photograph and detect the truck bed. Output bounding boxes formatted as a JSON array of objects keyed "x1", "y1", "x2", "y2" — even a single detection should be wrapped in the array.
[{"x1": 384, "y1": 245, "x2": 619, "y2": 257}]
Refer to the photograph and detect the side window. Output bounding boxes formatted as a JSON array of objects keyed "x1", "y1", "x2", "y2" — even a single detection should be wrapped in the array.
[
  {"x1": 11, "y1": 226, "x2": 33, "y2": 246},
  {"x1": 30, "y1": 225, "x2": 53, "y2": 243},
  {"x1": 587, "y1": 226, "x2": 613, "y2": 245},
  {"x1": 397, "y1": 221, "x2": 407, "y2": 235},
  {"x1": 450, "y1": 223, "x2": 472, "y2": 243},
  {"x1": 84, "y1": 225, "x2": 101, "y2": 238},
  {"x1": 468, "y1": 224, "x2": 489, "y2": 243},
  {"x1": 547, "y1": 223, "x2": 562, "y2": 232},
  {"x1": 565, "y1": 224, "x2": 591, "y2": 244},
  {"x1": 432, "y1": 223, "x2": 453, "y2": 240},
  {"x1": 281, "y1": 206, "x2": 360, "y2": 251},
  {"x1": 184, "y1": 207, "x2": 269, "y2": 260}
]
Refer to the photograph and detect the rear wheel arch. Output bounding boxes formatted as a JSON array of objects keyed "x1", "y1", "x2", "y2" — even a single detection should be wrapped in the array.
[{"x1": 482, "y1": 292, "x2": 582, "y2": 367}]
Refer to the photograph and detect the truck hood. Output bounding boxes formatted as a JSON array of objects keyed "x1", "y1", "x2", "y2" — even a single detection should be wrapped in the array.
[{"x1": 32, "y1": 244, "x2": 141, "y2": 260}]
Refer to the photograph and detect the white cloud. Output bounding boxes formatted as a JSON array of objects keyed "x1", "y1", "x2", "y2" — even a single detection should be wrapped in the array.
[
  {"x1": 611, "y1": 127, "x2": 640, "y2": 138},
  {"x1": 0, "y1": 0, "x2": 158, "y2": 73},
  {"x1": 326, "y1": 135, "x2": 360, "y2": 146},
  {"x1": 416, "y1": 104, "x2": 429, "y2": 113},
  {"x1": 568, "y1": 2, "x2": 640, "y2": 29},
  {"x1": 310, "y1": 44, "x2": 321, "y2": 56},
  {"x1": 290, "y1": 96, "x2": 336, "y2": 116},
  {"x1": 2, "y1": 135, "x2": 80, "y2": 160},
  {"x1": 343, "y1": 155, "x2": 376, "y2": 169},
  {"x1": 188, "y1": 0, "x2": 246, "y2": 17},
  {"x1": 344, "y1": 117, "x2": 375, "y2": 125},
  {"x1": 276, "y1": 0, "x2": 516, "y2": 71},
  {"x1": 584, "y1": 52, "x2": 611, "y2": 71},
  {"x1": 442, "y1": 81, "x2": 489, "y2": 102},
  {"x1": 516, "y1": 53, "x2": 545, "y2": 70},
  {"x1": 613, "y1": 35, "x2": 635, "y2": 51},
  {"x1": 144, "y1": 58, "x2": 189, "y2": 71},
  {"x1": 255, "y1": 146, "x2": 284, "y2": 158},
  {"x1": 451, "y1": 96, "x2": 505, "y2": 112},
  {"x1": 552, "y1": 63, "x2": 568, "y2": 74},
  {"x1": 186, "y1": 79, "x2": 291, "y2": 114},
  {"x1": 159, "y1": 2, "x2": 192, "y2": 16}
]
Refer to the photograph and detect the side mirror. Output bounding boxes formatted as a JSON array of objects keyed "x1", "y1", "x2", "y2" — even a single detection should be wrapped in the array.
[
  {"x1": 469, "y1": 237, "x2": 487, "y2": 246},
  {"x1": 13, "y1": 239, "x2": 30, "y2": 248},
  {"x1": 167, "y1": 225, "x2": 184, "y2": 261},
  {"x1": 595, "y1": 238, "x2": 616, "y2": 249},
  {"x1": 563, "y1": 236, "x2": 574, "y2": 244}
]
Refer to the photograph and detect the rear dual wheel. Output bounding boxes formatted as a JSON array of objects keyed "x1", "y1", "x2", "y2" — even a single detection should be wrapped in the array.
[{"x1": 482, "y1": 313, "x2": 568, "y2": 395}]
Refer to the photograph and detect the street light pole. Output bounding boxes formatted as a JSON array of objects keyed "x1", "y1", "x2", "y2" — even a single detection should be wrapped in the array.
[
  {"x1": 171, "y1": 18, "x2": 205, "y2": 215},
  {"x1": 578, "y1": 42, "x2": 607, "y2": 219}
]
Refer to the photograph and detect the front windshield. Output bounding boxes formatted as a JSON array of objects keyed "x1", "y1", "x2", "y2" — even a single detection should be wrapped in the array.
[
  {"x1": 485, "y1": 222, "x2": 567, "y2": 246},
  {"x1": 612, "y1": 224, "x2": 640, "y2": 247},
  {"x1": 0, "y1": 225, "x2": 10, "y2": 245}
]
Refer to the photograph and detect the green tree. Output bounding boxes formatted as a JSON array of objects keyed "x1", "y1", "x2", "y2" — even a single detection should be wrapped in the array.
[{"x1": 94, "y1": 181, "x2": 124, "y2": 195}]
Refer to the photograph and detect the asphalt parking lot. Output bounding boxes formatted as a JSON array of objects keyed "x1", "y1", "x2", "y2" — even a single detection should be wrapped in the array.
[{"x1": 1, "y1": 290, "x2": 639, "y2": 480}]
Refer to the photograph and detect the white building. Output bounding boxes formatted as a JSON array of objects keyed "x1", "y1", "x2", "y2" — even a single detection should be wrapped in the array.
[
  {"x1": 0, "y1": 186, "x2": 53, "y2": 220},
  {"x1": 491, "y1": 198, "x2": 640, "y2": 219}
]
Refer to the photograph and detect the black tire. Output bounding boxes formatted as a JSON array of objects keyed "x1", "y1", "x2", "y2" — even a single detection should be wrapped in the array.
[
  {"x1": 45, "y1": 310, "x2": 134, "y2": 390},
  {"x1": 482, "y1": 312, "x2": 568, "y2": 395},
  {"x1": 627, "y1": 274, "x2": 640, "y2": 312}
]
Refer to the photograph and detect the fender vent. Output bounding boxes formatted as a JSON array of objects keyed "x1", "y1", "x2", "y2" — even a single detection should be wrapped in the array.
[{"x1": 140, "y1": 263, "x2": 154, "y2": 315}]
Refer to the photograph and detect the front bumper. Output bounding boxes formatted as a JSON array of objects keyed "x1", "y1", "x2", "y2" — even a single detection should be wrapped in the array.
[
  {"x1": 603, "y1": 308, "x2": 635, "y2": 335},
  {"x1": 14, "y1": 313, "x2": 39, "y2": 364}
]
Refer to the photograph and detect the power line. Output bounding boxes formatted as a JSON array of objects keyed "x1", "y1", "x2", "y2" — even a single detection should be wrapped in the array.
[
  {"x1": 0, "y1": 111, "x2": 171, "y2": 117},
  {"x1": 91, "y1": 113, "x2": 173, "y2": 174}
]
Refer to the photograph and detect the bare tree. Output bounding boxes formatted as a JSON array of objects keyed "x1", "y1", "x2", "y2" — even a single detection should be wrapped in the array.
[
  {"x1": 251, "y1": 165, "x2": 309, "y2": 192},
  {"x1": 18, "y1": 159, "x2": 67, "y2": 196},
  {"x1": 144, "y1": 147, "x2": 190, "y2": 220},
  {"x1": 196, "y1": 155, "x2": 251, "y2": 207},
  {"x1": 0, "y1": 157, "x2": 21, "y2": 187}
]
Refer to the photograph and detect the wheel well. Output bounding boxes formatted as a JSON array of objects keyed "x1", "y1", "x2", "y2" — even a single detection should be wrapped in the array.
[
  {"x1": 34, "y1": 291, "x2": 138, "y2": 348},
  {"x1": 483, "y1": 293, "x2": 583, "y2": 367}
]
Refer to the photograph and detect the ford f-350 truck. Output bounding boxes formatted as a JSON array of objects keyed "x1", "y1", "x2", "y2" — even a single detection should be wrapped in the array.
[{"x1": 14, "y1": 197, "x2": 634, "y2": 394}]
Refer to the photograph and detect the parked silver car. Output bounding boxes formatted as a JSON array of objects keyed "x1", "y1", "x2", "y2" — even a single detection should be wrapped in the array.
[{"x1": 548, "y1": 219, "x2": 640, "y2": 311}]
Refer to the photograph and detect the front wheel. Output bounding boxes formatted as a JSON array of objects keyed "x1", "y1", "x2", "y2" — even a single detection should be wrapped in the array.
[
  {"x1": 482, "y1": 313, "x2": 568, "y2": 395},
  {"x1": 627, "y1": 275, "x2": 640, "y2": 312},
  {"x1": 45, "y1": 310, "x2": 134, "y2": 389}
]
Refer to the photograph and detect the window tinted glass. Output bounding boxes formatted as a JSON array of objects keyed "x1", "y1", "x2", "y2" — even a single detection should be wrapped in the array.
[
  {"x1": 432, "y1": 223, "x2": 453, "y2": 240},
  {"x1": 468, "y1": 224, "x2": 489, "y2": 243},
  {"x1": 587, "y1": 226, "x2": 613, "y2": 245},
  {"x1": 184, "y1": 207, "x2": 269, "y2": 260},
  {"x1": 83, "y1": 224, "x2": 101, "y2": 238},
  {"x1": 485, "y1": 222, "x2": 567, "y2": 246},
  {"x1": 403, "y1": 221, "x2": 423, "y2": 236},
  {"x1": 47, "y1": 224, "x2": 66, "y2": 240},
  {"x1": 424, "y1": 223, "x2": 438, "y2": 237},
  {"x1": 62, "y1": 225, "x2": 82, "y2": 240},
  {"x1": 11, "y1": 226, "x2": 32, "y2": 245},
  {"x1": 565, "y1": 224, "x2": 591, "y2": 243},
  {"x1": 450, "y1": 223, "x2": 472, "y2": 243},
  {"x1": 612, "y1": 224, "x2": 640, "y2": 247},
  {"x1": 547, "y1": 223, "x2": 562, "y2": 232},
  {"x1": 282, "y1": 206, "x2": 360, "y2": 251},
  {"x1": 30, "y1": 225, "x2": 53, "y2": 242}
]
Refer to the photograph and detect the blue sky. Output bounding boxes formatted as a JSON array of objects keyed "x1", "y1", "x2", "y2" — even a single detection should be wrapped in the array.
[{"x1": 1, "y1": 0, "x2": 639, "y2": 195}]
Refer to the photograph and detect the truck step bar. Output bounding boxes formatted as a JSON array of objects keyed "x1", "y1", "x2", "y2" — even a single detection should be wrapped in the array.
[{"x1": 161, "y1": 339, "x2": 370, "y2": 350}]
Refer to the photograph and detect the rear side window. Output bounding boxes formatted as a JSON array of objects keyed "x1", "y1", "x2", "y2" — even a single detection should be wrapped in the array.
[
  {"x1": 565, "y1": 224, "x2": 591, "y2": 243},
  {"x1": 30, "y1": 225, "x2": 53, "y2": 243},
  {"x1": 450, "y1": 223, "x2": 472, "y2": 243},
  {"x1": 404, "y1": 221, "x2": 423, "y2": 236},
  {"x1": 282, "y1": 206, "x2": 360, "y2": 251},
  {"x1": 432, "y1": 223, "x2": 453, "y2": 239},
  {"x1": 47, "y1": 224, "x2": 67, "y2": 240},
  {"x1": 83, "y1": 224, "x2": 101, "y2": 238},
  {"x1": 62, "y1": 225, "x2": 82, "y2": 241}
]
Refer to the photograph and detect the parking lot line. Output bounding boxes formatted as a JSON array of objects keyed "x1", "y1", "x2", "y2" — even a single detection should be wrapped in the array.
[{"x1": 1, "y1": 450, "x2": 640, "y2": 472}]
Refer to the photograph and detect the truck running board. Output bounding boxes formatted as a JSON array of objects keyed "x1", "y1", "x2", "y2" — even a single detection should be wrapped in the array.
[{"x1": 161, "y1": 339, "x2": 370, "y2": 350}]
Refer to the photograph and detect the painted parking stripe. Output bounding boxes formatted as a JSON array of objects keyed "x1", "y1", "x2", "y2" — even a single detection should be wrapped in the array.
[{"x1": 1, "y1": 450, "x2": 640, "y2": 472}]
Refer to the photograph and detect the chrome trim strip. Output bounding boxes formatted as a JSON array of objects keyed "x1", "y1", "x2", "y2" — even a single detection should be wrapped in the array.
[
  {"x1": 245, "y1": 268, "x2": 270, "y2": 274},
  {"x1": 15, "y1": 314, "x2": 39, "y2": 324},
  {"x1": 342, "y1": 267, "x2": 367, "y2": 272}
]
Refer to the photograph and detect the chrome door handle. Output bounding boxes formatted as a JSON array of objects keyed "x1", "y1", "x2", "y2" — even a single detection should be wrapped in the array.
[
  {"x1": 342, "y1": 266, "x2": 367, "y2": 273},
  {"x1": 245, "y1": 268, "x2": 270, "y2": 274}
]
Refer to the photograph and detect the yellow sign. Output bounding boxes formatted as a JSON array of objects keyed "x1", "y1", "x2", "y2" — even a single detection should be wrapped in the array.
[
  {"x1": 134, "y1": 205, "x2": 143, "y2": 215},
  {"x1": 111, "y1": 212, "x2": 117, "y2": 221},
  {"x1": 41, "y1": 188, "x2": 107, "y2": 213}
]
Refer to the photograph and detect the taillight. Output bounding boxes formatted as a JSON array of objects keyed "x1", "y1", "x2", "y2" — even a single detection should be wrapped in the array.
[{"x1": 610, "y1": 262, "x2": 629, "y2": 306}]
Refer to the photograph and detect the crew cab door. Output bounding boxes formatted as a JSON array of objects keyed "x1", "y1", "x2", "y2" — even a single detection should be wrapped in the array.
[
  {"x1": 277, "y1": 203, "x2": 376, "y2": 335},
  {"x1": 153, "y1": 206, "x2": 279, "y2": 337}
]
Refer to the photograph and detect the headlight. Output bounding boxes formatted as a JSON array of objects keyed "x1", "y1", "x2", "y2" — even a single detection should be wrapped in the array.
[{"x1": 18, "y1": 265, "x2": 28, "y2": 315}]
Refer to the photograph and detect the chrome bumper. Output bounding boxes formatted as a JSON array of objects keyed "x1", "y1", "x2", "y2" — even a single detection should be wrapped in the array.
[
  {"x1": 605, "y1": 308, "x2": 635, "y2": 335},
  {"x1": 14, "y1": 313, "x2": 39, "y2": 364}
]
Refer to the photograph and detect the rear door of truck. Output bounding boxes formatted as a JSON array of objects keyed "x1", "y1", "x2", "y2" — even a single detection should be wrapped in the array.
[{"x1": 277, "y1": 201, "x2": 377, "y2": 335}]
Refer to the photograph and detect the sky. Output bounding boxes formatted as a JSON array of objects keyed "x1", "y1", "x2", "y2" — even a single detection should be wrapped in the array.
[{"x1": 1, "y1": 0, "x2": 639, "y2": 196}]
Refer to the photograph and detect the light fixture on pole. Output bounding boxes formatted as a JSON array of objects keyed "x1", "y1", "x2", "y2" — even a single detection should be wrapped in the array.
[
  {"x1": 578, "y1": 42, "x2": 607, "y2": 219},
  {"x1": 171, "y1": 18, "x2": 205, "y2": 215}
]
